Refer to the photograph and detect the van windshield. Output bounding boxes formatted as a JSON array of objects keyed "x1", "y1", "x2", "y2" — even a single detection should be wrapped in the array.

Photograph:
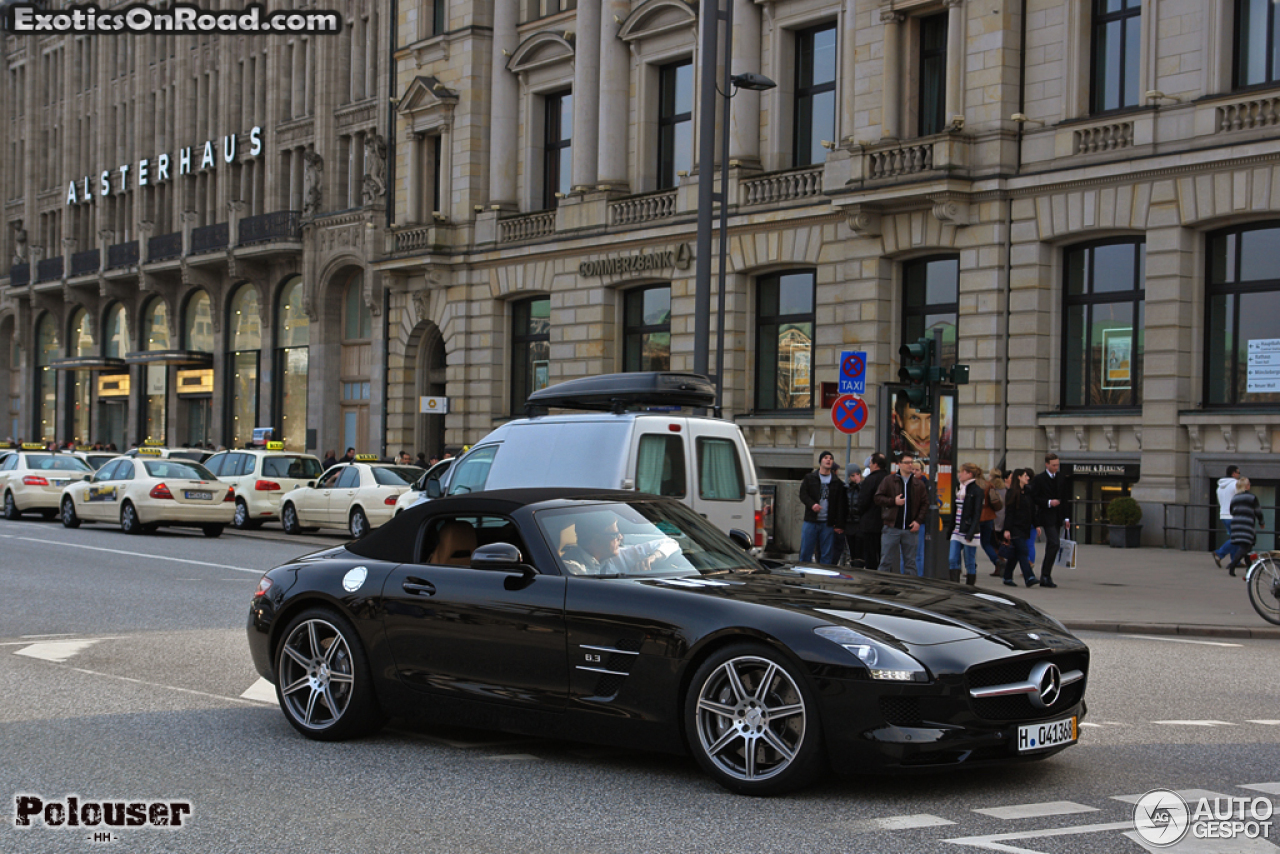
[{"x1": 535, "y1": 499, "x2": 760, "y2": 579}]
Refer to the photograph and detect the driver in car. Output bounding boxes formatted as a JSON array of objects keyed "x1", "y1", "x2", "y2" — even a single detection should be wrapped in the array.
[{"x1": 560, "y1": 512, "x2": 681, "y2": 576}]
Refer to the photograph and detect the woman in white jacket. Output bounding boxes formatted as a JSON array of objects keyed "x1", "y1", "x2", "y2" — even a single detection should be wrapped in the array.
[{"x1": 1212, "y1": 465, "x2": 1241, "y2": 567}]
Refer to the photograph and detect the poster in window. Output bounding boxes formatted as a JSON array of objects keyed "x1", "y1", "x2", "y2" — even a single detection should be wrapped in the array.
[
  {"x1": 533, "y1": 360, "x2": 550, "y2": 392},
  {"x1": 1102, "y1": 328, "x2": 1132, "y2": 390},
  {"x1": 1247, "y1": 338, "x2": 1280, "y2": 393}
]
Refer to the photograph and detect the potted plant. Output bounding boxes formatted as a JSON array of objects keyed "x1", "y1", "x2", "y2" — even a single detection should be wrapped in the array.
[{"x1": 1106, "y1": 496, "x2": 1143, "y2": 548}]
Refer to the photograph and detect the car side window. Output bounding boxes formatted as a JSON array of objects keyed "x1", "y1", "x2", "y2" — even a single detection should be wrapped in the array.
[
  {"x1": 317, "y1": 467, "x2": 342, "y2": 489},
  {"x1": 418, "y1": 515, "x2": 525, "y2": 566},
  {"x1": 636, "y1": 434, "x2": 687, "y2": 497},
  {"x1": 2, "y1": 455, "x2": 17, "y2": 471},
  {"x1": 337, "y1": 467, "x2": 361, "y2": 489},
  {"x1": 696, "y1": 437, "x2": 745, "y2": 501},
  {"x1": 204, "y1": 454, "x2": 225, "y2": 476},
  {"x1": 116, "y1": 460, "x2": 136, "y2": 481},
  {"x1": 447, "y1": 446, "x2": 498, "y2": 495},
  {"x1": 95, "y1": 461, "x2": 120, "y2": 481}
]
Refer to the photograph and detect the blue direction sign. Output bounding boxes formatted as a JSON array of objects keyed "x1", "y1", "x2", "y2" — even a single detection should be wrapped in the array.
[
  {"x1": 831, "y1": 395, "x2": 869, "y2": 434},
  {"x1": 839, "y1": 350, "x2": 867, "y2": 395}
]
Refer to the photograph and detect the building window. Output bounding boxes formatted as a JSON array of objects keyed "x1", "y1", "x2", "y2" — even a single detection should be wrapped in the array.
[
  {"x1": 918, "y1": 13, "x2": 947, "y2": 137},
  {"x1": 1091, "y1": 0, "x2": 1141, "y2": 114},
  {"x1": 142, "y1": 299, "x2": 171, "y2": 445},
  {"x1": 66, "y1": 308, "x2": 94, "y2": 444},
  {"x1": 276, "y1": 277, "x2": 309, "y2": 451},
  {"x1": 226, "y1": 285, "x2": 262, "y2": 450},
  {"x1": 657, "y1": 61, "x2": 693, "y2": 190},
  {"x1": 794, "y1": 24, "x2": 837, "y2": 167},
  {"x1": 1235, "y1": 0, "x2": 1280, "y2": 88},
  {"x1": 184, "y1": 291, "x2": 214, "y2": 353},
  {"x1": 1063, "y1": 240, "x2": 1145, "y2": 408},
  {"x1": 511, "y1": 296, "x2": 550, "y2": 414},
  {"x1": 623, "y1": 285, "x2": 672, "y2": 372},
  {"x1": 524, "y1": 0, "x2": 576, "y2": 23},
  {"x1": 903, "y1": 255, "x2": 959, "y2": 367},
  {"x1": 543, "y1": 90, "x2": 572, "y2": 209},
  {"x1": 341, "y1": 272, "x2": 372, "y2": 454},
  {"x1": 755, "y1": 271, "x2": 815, "y2": 412},
  {"x1": 1206, "y1": 223, "x2": 1280, "y2": 407},
  {"x1": 35, "y1": 313, "x2": 57, "y2": 442}
]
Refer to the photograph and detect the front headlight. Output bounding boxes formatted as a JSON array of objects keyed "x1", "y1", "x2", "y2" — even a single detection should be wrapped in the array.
[{"x1": 814, "y1": 625, "x2": 929, "y2": 682}]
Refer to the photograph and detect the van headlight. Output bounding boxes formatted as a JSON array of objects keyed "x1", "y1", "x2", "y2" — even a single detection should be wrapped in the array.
[{"x1": 814, "y1": 625, "x2": 928, "y2": 682}]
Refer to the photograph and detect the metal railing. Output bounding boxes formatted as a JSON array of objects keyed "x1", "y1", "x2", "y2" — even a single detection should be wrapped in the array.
[
  {"x1": 190, "y1": 222, "x2": 229, "y2": 254},
  {"x1": 36, "y1": 256, "x2": 63, "y2": 281},
  {"x1": 1162, "y1": 501, "x2": 1279, "y2": 552},
  {"x1": 107, "y1": 241, "x2": 139, "y2": 269},
  {"x1": 147, "y1": 232, "x2": 182, "y2": 262},
  {"x1": 70, "y1": 248, "x2": 100, "y2": 276},
  {"x1": 238, "y1": 210, "x2": 302, "y2": 246},
  {"x1": 9, "y1": 262, "x2": 30, "y2": 286}
]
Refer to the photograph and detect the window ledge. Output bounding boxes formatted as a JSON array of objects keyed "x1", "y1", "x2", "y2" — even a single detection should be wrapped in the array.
[
  {"x1": 1180, "y1": 410, "x2": 1280, "y2": 424},
  {"x1": 1038, "y1": 410, "x2": 1142, "y2": 423},
  {"x1": 735, "y1": 413, "x2": 816, "y2": 426}
]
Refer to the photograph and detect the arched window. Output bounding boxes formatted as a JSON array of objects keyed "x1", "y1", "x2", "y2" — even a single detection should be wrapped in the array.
[
  {"x1": 184, "y1": 291, "x2": 214, "y2": 353},
  {"x1": 340, "y1": 272, "x2": 372, "y2": 453},
  {"x1": 67, "y1": 308, "x2": 94, "y2": 443},
  {"x1": 227, "y1": 284, "x2": 262, "y2": 449},
  {"x1": 35, "y1": 314, "x2": 58, "y2": 442},
  {"x1": 275, "y1": 276, "x2": 309, "y2": 451},
  {"x1": 103, "y1": 304, "x2": 130, "y2": 360},
  {"x1": 98, "y1": 305, "x2": 131, "y2": 450},
  {"x1": 142, "y1": 299, "x2": 170, "y2": 444}
]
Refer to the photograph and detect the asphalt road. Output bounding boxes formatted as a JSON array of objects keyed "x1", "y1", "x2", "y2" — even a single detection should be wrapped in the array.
[{"x1": 1, "y1": 516, "x2": 1278, "y2": 854}]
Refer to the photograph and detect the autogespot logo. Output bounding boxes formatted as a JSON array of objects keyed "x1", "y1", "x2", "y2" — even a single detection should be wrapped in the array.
[{"x1": 1134, "y1": 788, "x2": 1275, "y2": 847}]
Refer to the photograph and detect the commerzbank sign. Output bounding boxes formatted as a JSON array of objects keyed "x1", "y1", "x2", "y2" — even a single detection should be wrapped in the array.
[
  {"x1": 578, "y1": 244, "x2": 693, "y2": 277},
  {"x1": 64, "y1": 126, "x2": 264, "y2": 205}
]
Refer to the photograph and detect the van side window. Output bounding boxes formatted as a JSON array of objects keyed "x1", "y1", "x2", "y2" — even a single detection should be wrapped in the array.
[
  {"x1": 636, "y1": 434, "x2": 686, "y2": 497},
  {"x1": 448, "y1": 446, "x2": 498, "y2": 495},
  {"x1": 697, "y1": 437, "x2": 745, "y2": 501}
]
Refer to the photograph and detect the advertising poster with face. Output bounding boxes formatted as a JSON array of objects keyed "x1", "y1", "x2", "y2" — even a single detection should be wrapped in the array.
[{"x1": 884, "y1": 387, "x2": 957, "y2": 517}]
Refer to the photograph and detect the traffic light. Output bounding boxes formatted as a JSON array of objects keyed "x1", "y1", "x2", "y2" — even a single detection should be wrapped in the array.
[
  {"x1": 898, "y1": 337, "x2": 934, "y2": 414},
  {"x1": 947, "y1": 363, "x2": 970, "y2": 385}
]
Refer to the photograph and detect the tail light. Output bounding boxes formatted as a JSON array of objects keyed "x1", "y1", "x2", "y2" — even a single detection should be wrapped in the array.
[
  {"x1": 22, "y1": 475, "x2": 49, "y2": 486},
  {"x1": 255, "y1": 480, "x2": 281, "y2": 492},
  {"x1": 224, "y1": 487, "x2": 236, "y2": 503},
  {"x1": 384, "y1": 495, "x2": 398, "y2": 506},
  {"x1": 150, "y1": 483, "x2": 174, "y2": 500},
  {"x1": 754, "y1": 509, "x2": 766, "y2": 548}
]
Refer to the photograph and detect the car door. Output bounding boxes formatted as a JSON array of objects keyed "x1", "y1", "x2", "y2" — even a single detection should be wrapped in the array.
[
  {"x1": 80, "y1": 460, "x2": 124, "y2": 522},
  {"x1": 330, "y1": 465, "x2": 362, "y2": 526},
  {"x1": 379, "y1": 512, "x2": 569, "y2": 710},
  {"x1": 295, "y1": 465, "x2": 341, "y2": 526}
]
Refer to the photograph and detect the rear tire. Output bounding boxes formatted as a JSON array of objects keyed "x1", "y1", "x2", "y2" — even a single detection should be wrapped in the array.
[
  {"x1": 120, "y1": 501, "x2": 143, "y2": 535},
  {"x1": 233, "y1": 499, "x2": 261, "y2": 530},
  {"x1": 61, "y1": 498, "x2": 81, "y2": 529},
  {"x1": 1248, "y1": 557, "x2": 1280, "y2": 626},
  {"x1": 3, "y1": 491, "x2": 20, "y2": 520},
  {"x1": 281, "y1": 502, "x2": 301, "y2": 535},
  {"x1": 202, "y1": 524, "x2": 224, "y2": 538},
  {"x1": 274, "y1": 607, "x2": 386, "y2": 741}
]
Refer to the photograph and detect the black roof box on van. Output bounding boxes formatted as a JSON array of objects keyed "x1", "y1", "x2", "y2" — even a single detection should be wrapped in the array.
[{"x1": 525, "y1": 371, "x2": 715, "y2": 414}]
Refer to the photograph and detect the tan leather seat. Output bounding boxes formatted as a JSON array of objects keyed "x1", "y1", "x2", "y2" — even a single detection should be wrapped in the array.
[{"x1": 429, "y1": 520, "x2": 477, "y2": 566}]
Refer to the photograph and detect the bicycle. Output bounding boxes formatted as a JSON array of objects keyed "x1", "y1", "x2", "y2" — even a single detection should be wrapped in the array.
[{"x1": 1245, "y1": 550, "x2": 1280, "y2": 626}]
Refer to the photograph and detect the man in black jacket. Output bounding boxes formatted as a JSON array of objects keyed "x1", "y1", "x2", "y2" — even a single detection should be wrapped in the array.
[
  {"x1": 798, "y1": 451, "x2": 847, "y2": 564},
  {"x1": 1029, "y1": 453, "x2": 1070, "y2": 588},
  {"x1": 843, "y1": 465, "x2": 864, "y2": 566},
  {"x1": 857, "y1": 454, "x2": 889, "y2": 570}
]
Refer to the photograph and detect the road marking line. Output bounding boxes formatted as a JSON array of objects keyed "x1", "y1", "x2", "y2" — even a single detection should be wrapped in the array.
[
  {"x1": 15, "y1": 639, "x2": 101, "y2": 662},
  {"x1": 945, "y1": 819, "x2": 1133, "y2": 853},
  {"x1": 973, "y1": 802, "x2": 1099, "y2": 821},
  {"x1": 1112, "y1": 788, "x2": 1235, "y2": 805},
  {"x1": 240, "y1": 677, "x2": 277, "y2": 704},
  {"x1": 63, "y1": 665, "x2": 263, "y2": 706},
  {"x1": 485, "y1": 754, "x2": 542, "y2": 761},
  {"x1": 1119, "y1": 634, "x2": 1244, "y2": 647},
  {"x1": 1247, "y1": 721, "x2": 1280, "y2": 726},
  {"x1": 0, "y1": 533, "x2": 260, "y2": 573},
  {"x1": 1240, "y1": 783, "x2": 1280, "y2": 795},
  {"x1": 1150, "y1": 720, "x2": 1237, "y2": 727},
  {"x1": 838, "y1": 814, "x2": 955, "y2": 833},
  {"x1": 21, "y1": 633, "x2": 77, "y2": 638},
  {"x1": 1080, "y1": 722, "x2": 1103, "y2": 728},
  {"x1": 1123, "y1": 828, "x2": 1280, "y2": 853}
]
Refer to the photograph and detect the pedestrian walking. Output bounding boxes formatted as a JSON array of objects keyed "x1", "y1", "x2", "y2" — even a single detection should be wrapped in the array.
[
  {"x1": 1029, "y1": 453, "x2": 1070, "y2": 588},
  {"x1": 1001, "y1": 468, "x2": 1040, "y2": 588},
  {"x1": 948, "y1": 463, "x2": 984, "y2": 585},
  {"x1": 1225, "y1": 477, "x2": 1264, "y2": 577},
  {"x1": 980, "y1": 469, "x2": 1006, "y2": 576},
  {"x1": 1212, "y1": 465, "x2": 1241, "y2": 567},
  {"x1": 798, "y1": 451, "x2": 847, "y2": 564},
  {"x1": 843, "y1": 465, "x2": 864, "y2": 567},
  {"x1": 858, "y1": 454, "x2": 890, "y2": 570},
  {"x1": 321, "y1": 449, "x2": 338, "y2": 470},
  {"x1": 875, "y1": 455, "x2": 927, "y2": 574}
]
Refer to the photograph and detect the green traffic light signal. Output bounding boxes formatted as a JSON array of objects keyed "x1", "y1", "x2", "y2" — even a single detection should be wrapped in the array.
[{"x1": 897, "y1": 337, "x2": 934, "y2": 414}]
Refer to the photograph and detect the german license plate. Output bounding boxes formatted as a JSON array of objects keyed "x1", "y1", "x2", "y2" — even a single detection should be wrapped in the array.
[
  {"x1": 51, "y1": 480, "x2": 67, "y2": 487},
  {"x1": 185, "y1": 491, "x2": 212, "y2": 500},
  {"x1": 1017, "y1": 716, "x2": 1077, "y2": 753}
]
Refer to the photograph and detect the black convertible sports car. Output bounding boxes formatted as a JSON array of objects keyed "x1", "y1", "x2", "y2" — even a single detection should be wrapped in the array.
[{"x1": 247, "y1": 488, "x2": 1089, "y2": 795}]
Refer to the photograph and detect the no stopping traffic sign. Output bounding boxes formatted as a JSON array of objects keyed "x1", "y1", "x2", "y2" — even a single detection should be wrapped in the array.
[{"x1": 832, "y1": 395, "x2": 868, "y2": 434}]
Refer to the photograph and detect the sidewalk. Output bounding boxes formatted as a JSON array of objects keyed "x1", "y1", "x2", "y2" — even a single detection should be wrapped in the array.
[{"x1": 966, "y1": 543, "x2": 1280, "y2": 640}]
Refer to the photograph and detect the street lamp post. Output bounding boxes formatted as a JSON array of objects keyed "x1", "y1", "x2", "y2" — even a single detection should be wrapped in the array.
[{"x1": 693, "y1": 0, "x2": 774, "y2": 415}]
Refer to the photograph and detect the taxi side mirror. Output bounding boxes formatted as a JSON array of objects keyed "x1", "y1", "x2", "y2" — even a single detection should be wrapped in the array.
[
  {"x1": 82, "y1": 475, "x2": 92, "y2": 482},
  {"x1": 425, "y1": 478, "x2": 443, "y2": 499},
  {"x1": 306, "y1": 481, "x2": 316, "y2": 488}
]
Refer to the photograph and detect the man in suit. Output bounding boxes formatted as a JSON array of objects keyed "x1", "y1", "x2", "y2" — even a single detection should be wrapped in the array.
[
  {"x1": 857, "y1": 454, "x2": 890, "y2": 570},
  {"x1": 1029, "y1": 453, "x2": 1070, "y2": 588}
]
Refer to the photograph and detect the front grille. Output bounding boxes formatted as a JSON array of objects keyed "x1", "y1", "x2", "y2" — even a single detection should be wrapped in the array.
[{"x1": 966, "y1": 652, "x2": 1088, "y2": 722}]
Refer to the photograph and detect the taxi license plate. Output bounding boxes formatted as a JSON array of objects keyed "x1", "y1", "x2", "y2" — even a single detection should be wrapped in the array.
[
  {"x1": 185, "y1": 491, "x2": 213, "y2": 500},
  {"x1": 51, "y1": 480, "x2": 67, "y2": 487},
  {"x1": 1017, "y1": 716, "x2": 1077, "y2": 753}
]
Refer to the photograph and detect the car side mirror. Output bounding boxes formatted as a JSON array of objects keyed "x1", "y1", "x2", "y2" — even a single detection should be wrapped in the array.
[
  {"x1": 470, "y1": 543, "x2": 534, "y2": 576},
  {"x1": 83, "y1": 475, "x2": 92, "y2": 482},
  {"x1": 728, "y1": 529, "x2": 753, "y2": 552},
  {"x1": 306, "y1": 481, "x2": 316, "y2": 488},
  {"x1": 425, "y1": 478, "x2": 443, "y2": 499}
]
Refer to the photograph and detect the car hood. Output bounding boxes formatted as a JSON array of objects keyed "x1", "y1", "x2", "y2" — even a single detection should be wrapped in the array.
[{"x1": 645, "y1": 565, "x2": 1071, "y2": 648}]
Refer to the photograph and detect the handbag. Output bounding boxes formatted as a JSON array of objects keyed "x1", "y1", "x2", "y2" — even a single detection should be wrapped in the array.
[{"x1": 1058, "y1": 522, "x2": 1078, "y2": 569}]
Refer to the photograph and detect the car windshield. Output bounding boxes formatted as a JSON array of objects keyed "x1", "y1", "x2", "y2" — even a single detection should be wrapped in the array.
[
  {"x1": 535, "y1": 499, "x2": 761, "y2": 578},
  {"x1": 143, "y1": 460, "x2": 216, "y2": 480},
  {"x1": 373, "y1": 466, "x2": 423, "y2": 486},
  {"x1": 263, "y1": 456, "x2": 324, "y2": 479},
  {"x1": 25, "y1": 454, "x2": 92, "y2": 472}
]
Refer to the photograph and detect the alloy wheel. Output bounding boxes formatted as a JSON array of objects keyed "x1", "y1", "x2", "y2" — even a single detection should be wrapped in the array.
[
  {"x1": 693, "y1": 654, "x2": 807, "y2": 783},
  {"x1": 278, "y1": 617, "x2": 356, "y2": 732}
]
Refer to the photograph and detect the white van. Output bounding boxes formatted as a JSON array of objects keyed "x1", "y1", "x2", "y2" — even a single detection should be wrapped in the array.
[{"x1": 426, "y1": 373, "x2": 765, "y2": 547}]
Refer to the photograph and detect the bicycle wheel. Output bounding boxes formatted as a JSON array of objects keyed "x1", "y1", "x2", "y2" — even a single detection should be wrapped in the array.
[{"x1": 1247, "y1": 557, "x2": 1280, "y2": 626}]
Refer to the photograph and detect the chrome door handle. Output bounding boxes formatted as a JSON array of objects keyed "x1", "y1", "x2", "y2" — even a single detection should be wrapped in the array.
[{"x1": 403, "y1": 578, "x2": 436, "y2": 596}]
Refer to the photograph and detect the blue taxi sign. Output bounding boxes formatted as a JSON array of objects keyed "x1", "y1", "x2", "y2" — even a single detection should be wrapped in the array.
[{"x1": 839, "y1": 350, "x2": 867, "y2": 395}]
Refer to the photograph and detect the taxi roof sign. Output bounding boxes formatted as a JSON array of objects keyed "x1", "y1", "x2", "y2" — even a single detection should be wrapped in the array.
[
  {"x1": 22, "y1": 442, "x2": 46, "y2": 450},
  {"x1": 266, "y1": 441, "x2": 285, "y2": 451},
  {"x1": 0, "y1": 442, "x2": 15, "y2": 449},
  {"x1": 355, "y1": 454, "x2": 380, "y2": 461},
  {"x1": 144, "y1": 440, "x2": 165, "y2": 447},
  {"x1": 137, "y1": 447, "x2": 164, "y2": 456}
]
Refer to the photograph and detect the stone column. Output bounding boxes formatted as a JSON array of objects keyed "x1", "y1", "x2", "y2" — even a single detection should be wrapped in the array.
[
  {"x1": 489, "y1": 0, "x2": 519, "y2": 207},
  {"x1": 596, "y1": 0, "x2": 630, "y2": 190},
  {"x1": 840, "y1": 0, "x2": 857, "y2": 144},
  {"x1": 571, "y1": 0, "x2": 602, "y2": 191},
  {"x1": 880, "y1": 11, "x2": 903, "y2": 141},
  {"x1": 730, "y1": 0, "x2": 762, "y2": 165},
  {"x1": 944, "y1": 0, "x2": 965, "y2": 124},
  {"x1": 406, "y1": 132, "x2": 422, "y2": 224}
]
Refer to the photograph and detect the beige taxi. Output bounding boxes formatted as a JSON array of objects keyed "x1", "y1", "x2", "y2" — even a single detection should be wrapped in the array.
[
  {"x1": 202, "y1": 444, "x2": 325, "y2": 530},
  {"x1": 1, "y1": 444, "x2": 94, "y2": 520},
  {"x1": 279, "y1": 456, "x2": 421, "y2": 538},
  {"x1": 59, "y1": 455, "x2": 234, "y2": 537}
]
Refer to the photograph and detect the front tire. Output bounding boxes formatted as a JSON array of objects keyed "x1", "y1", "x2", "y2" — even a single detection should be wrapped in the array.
[
  {"x1": 281, "y1": 502, "x2": 301, "y2": 535},
  {"x1": 349, "y1": 507, "x2": 370, "y2": 539},
  {"x1": 1248, "y1": 556, "x2": 1280, "y2": 626},
  {"x1": 61, "y1": 497, "x2": 81, "y2": 529},
  {"x1": 3, "y1": 491, "x2": 20, "y2": 520},
  {"x1": 684, "y1": 644, "x2": 824, "y2": 795},
  {"x1": 202, "y1": 524, "x2": 224, "y2": 538},
  {"x1": 120, "y1": 501, "x2": 143, "y2": 535},
  {"x1": 274, "y1": 608, "x2": 385, "y2": 740}
]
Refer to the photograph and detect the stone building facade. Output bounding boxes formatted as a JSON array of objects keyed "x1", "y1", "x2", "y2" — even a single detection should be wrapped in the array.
[{"x1": 4, "y1": 0, "x2": 1279, "y2": 548}]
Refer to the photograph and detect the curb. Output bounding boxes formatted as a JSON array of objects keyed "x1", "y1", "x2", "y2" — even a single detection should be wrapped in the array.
[{"x1": 1064, "y1": 621, "x2": 1280, "y2": 641}]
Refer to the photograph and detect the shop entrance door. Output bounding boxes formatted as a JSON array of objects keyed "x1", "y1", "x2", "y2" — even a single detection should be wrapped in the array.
[
  {"x1": 183, "y1": 397, "x2": 211, "y2": 448},
  {"x1": 1071, "y1": 477, "x2": 1133, "y2": 546},
  {"x1": 97, "y1": 400, "x2": 126, "y2": 451}
]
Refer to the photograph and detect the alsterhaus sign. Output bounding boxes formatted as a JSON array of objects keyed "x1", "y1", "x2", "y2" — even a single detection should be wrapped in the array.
[{"x1": 579, "y1": 243, "x2": 693, "y2": 278}]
